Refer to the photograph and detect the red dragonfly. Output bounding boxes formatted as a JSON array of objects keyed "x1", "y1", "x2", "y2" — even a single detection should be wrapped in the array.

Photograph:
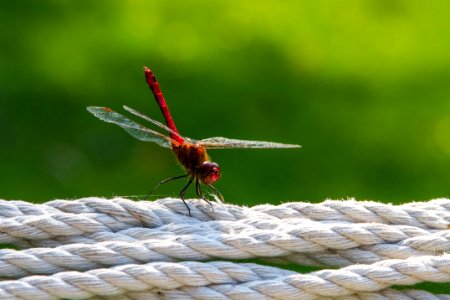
[{"x1": 87, "y1": 67, "x2": 300, "y2": 215}]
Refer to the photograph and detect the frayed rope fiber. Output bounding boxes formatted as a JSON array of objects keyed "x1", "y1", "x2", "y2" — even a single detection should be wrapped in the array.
[{"x1": 0, "y1": 197, "x2": 449, "y2": 299}]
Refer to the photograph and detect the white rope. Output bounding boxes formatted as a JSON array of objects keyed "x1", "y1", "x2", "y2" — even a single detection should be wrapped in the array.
[
  {"x1": 113, "y1": 288, "x2": 450, "y2": 300},
  {"x1": 0, "y1": 222, "x2": 448, "y2": 278},
  {"x1": 2, "y1": 197, "x2": 449, "y2": 229},
  {"x1": 0, "y1": 197, "x2": 448, "y2": 299},
  {"x1": 0, "y1": 256, "x2": 448, "y2": 299}
]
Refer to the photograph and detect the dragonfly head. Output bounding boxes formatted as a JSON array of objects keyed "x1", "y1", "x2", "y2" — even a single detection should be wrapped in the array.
[{"x1": 197, "y1": 161, "x2": 221, "y2": 185}]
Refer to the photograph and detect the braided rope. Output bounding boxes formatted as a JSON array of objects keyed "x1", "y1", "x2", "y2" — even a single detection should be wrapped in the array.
[{"x1": 0, "y1": 197, "x2": 448, "y2": 299}]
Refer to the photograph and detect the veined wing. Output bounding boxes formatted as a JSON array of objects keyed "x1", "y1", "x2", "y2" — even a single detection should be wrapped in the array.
[
  {"x1": 196, "y1": 137, "x2": 301, "y2": 149},
  {"x1": 123, "y1": 105, "x2": 188, "y2": 143},
  {"x1": 87, "y1": 106, "x2": 173, "y2": 148}
]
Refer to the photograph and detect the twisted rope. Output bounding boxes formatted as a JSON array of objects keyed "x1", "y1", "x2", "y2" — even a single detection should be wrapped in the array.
[
  {"x1": 0, "y1": 197, "x2": 448, "y2": 299},
  {"x1": 2, "y1": 197, "x2": 449, "y2": 229},
  {"x1": 0, "y1": 256, "x2": 448, "y2": 299},
  {"x1": 0, "y1": 222, "x2": 448, "y2": 278},
  {"x1": 114, "y1": 289, "x2": 450, "y2": 300}
]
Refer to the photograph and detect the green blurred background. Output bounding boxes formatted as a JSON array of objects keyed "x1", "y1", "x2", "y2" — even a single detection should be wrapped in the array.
[{"x1": 1, "y1": 0, "x2": 450, "y2": 206}]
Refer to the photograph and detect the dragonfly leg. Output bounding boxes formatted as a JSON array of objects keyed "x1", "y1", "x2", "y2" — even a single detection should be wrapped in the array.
[
  {"x1": 196, "y1": 178, "x2": 214, "y2": 211},
  {"x1": 206, "y1": 184, "x2": 225, "y2": 203},
  {"x1": 146, "y1": 174, "x2": 188, "y2": 199},
  {"x1": 179, "y1": 176, "x2": 194, "y2": 216}
]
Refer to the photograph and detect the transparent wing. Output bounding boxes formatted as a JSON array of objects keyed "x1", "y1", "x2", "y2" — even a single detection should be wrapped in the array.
[
  {"x1": 196, "y1": 137, "x2": 301, "y2": 149},
  {"x1": 123, "y1": 105, "x2": 187, "y2": 142},
  {"x1": 87, "y1": 106, "x2": 173, "y2": 148}
]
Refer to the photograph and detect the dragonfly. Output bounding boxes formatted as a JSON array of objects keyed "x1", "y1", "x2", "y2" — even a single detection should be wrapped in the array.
[{"x1": 87, "y1": 67, "x2": 300, "y2": 215}]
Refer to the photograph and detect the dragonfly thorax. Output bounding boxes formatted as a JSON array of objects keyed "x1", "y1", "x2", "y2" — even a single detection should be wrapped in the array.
[{"x1": 172, "y1": 144, "x2": 221, "y2": 184}]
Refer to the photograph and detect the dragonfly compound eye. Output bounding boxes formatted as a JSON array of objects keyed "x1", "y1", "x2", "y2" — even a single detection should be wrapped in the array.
[{"x1": 198, "y1": 161, "x2": 221, "y2": 185}]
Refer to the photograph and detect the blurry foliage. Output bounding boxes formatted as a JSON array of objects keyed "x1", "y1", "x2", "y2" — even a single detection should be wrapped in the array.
[{"x1": 1, "y1": 0, "x2": 450, "y2": 206}]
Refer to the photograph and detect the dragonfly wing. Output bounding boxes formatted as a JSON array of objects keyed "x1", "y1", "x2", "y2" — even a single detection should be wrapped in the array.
[
  {"x1": 87, "y1": 106, "x2": 172, "y2": 148},
  {"x1": 123, "y1": 105, "x2": 185, "y2": 140},
  {"x1": 196, "y1": 137, "x2": 301, "y2": 149}
]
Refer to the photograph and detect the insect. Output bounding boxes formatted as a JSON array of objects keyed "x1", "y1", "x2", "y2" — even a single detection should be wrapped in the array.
[{"x1": 87, "y1": 67, "x2": 300, "y2": 215}]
